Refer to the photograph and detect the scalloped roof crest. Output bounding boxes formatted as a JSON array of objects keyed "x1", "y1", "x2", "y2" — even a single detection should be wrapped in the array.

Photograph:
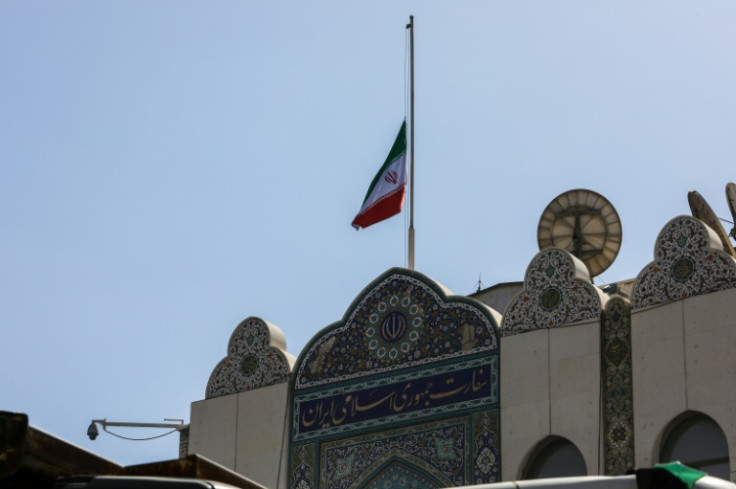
[
  {"x1": 293, "y1": 268, "x2": 501, "y2": 390},
  {"x1": 501, "y1": 248, "x2": 607, "y2": 336},
  {"x1": 206, "y1": 316, "x2": 296, "y2": 399},
  {"x1": 632, "y1": 215, "x2": 736, "y2": 308}
]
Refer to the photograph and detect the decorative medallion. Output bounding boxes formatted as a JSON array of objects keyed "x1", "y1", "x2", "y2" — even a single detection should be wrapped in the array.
[
  {"x1": 604, "y1": 337, "x2": 628, "y2": 366},
  {"x1": 381, "y1": 311, "x2": 407, "y2": 343},
  {"x1": 501, "y1": 248, "x2": 606, "y2": 336},
  {"x1": 671, "y1": 258, "x2": 695, "y2": 282},
  {"x1": 537, "y1": 189, "x2": 622, "y2": 278},
  {"x1": 240, "y1": 354, "x2": 259, "y2": 377},
  {"x1": 540, "y1": 287, "x2": 562, "y2": 311},
  {"x1": 632, "y1": 216, "x2": 736, "y2": 308},
  {"x1": 205, "y1": 316, "x2": 295, "y2": 398}
]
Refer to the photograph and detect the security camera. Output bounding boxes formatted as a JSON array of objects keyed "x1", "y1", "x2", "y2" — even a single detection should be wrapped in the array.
[{"x1": 87, "y1": 421, "x2": 99, "y2": 441}]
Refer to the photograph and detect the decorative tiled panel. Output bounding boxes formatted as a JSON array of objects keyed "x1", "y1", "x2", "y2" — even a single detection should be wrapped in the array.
[
  {"x1": 632, "y1": 216, "x2": 736, "y2": 308},
  {"x1": 600, "y1": 298, "x2": 634, "y2": 475},
  {"x1": 501, "y1": 248, "x2": 605, "y2": 336},
  {"x1": 360, "y1": 462, "x2": 441, "y2": 489},
  {"x1": 294, "y1": 268, "x2": 500, "y2": 390},
  {"x1": 289, "y1": 268, "x2": 501, "y2": 489},
  {"x1": 321, "y1": 418, "x2": 468, "y2": 489},
  {"x1": 292, "y1": 443, "x2": 316, "y2": 489},
  {"x1": 206, "y1": 316, "x2": 295, "y2": 398},
  {"x1": 472, "y1": 409, "x2": 500, "y2": 484}
]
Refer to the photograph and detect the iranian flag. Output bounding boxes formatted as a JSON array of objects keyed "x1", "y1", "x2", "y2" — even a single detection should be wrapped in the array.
[{"x1": 352, "y1": 121, "x2": 407, "y2": 230}]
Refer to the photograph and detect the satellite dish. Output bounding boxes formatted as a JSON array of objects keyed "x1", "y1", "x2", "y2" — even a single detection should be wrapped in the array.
[
  {"x1": 537, "y1": 189, "x2": 622, "y2": 278},
  {"x1": 688, "y1": 190, "x2": 736, "y2": 257},
  {"x1": 726, "y1": 182, "x2": 736, "y2": 241}
]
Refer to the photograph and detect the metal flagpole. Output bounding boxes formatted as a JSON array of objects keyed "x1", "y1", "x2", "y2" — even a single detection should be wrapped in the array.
[{"x1": 407, "y1": 15, "x2": 415, "y2": 270}]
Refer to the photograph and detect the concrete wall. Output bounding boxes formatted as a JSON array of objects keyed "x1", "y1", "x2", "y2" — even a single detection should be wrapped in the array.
[
  {"x1": 501, "y1": 318, "x2": 601, "y2": 479},
  {"x1": 502, "y1": 288, "x2": 736, "y2": 480},
  {"x1": 189, "y1": 382, "x2": 290, "y2": 489},
  {"x1": 631, "y1": 287, "x2": 736, "y2": 479},
  {"x1": 187, "y1": 288, "x2": 736, "y2": 485}
]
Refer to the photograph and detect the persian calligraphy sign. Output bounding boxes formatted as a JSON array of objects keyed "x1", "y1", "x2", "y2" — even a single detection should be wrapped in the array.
[{"x1": 294, "y1": 357, "x2": 497, "y2": 441}]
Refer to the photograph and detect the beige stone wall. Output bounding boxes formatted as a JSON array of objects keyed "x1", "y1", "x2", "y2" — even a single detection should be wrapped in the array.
[
  {"x1": 189, "y1": 393, "x2": 239, "y2": 469},
  {"x1": 186, "y1": 283, "x2": 736, "y2": 485},
  {"x1": 501, "y1": 318, "x2": 601, "y2": 478},
  {"x1": 189, "y1": 382, "x2": 290, "y2": 489},
  {"x1": 501, "y1": 328, "x2": 551, "y2": 478},
  {"x1": 632, "y1": 287, "x2": 736, "y2": 479},
  {"x1": 501, "y1": 288, "x2": 736, "y2": 480},
  {"x1": 631, "y1": 299, "x2": 687, "y2": 468}
]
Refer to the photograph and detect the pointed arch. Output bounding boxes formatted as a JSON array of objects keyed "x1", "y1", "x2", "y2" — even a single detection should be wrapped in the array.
[
  {"x1": 355, "y1": 456, "x2": 449, "y2": 489},
  {"x1": 659, "y1": 411, "x2": 729, "y2": 479},
  {"x1": 521, "y1": 436, "x2": 587, "y2": 479}
]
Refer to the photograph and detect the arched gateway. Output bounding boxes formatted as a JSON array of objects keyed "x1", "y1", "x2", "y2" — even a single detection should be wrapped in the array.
[{"x1": 289, "y1": 268, "x2": 502, "y2": 489}]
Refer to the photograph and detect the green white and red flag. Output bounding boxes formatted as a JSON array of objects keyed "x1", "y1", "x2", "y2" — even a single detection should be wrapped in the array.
[{"x1": 352, "y1": 121, "x2": 407, "y2": 230}]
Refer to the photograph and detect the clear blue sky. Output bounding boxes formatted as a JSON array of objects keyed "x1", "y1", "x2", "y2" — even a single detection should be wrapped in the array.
[{"x1": 2, "y1": 1, "x2": 735, "y2": 466}]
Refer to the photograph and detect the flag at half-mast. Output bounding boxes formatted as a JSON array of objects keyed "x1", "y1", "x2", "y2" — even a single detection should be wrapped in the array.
[{"x1": 352, "y1": 121, "x2": 407, "y2": 230}]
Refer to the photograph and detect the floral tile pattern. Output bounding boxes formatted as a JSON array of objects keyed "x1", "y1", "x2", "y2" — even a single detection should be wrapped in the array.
[
  {"x1": 321, "y1": 419, "x2": 467, "y2": 489},
  {"x1": 291, "y1": 444, "x2": 316, "y2": 489},
  {"x1": 601, "y1": 298, "x2": 634, "y2": 475},
  {"x1": 206, "y1": 316, "x2": 295, "y2": 398},
  {"x1": 632, "y1": 216, "x2": 736, "y2": 308},
  {"x1": 295, "y1": 268, "x2": 500, "y2": 390},
  {"x1": 473, "y1": 410, "x2": 500, "y2": 483},
  {"x1": 501, "y1": 248, "x2": 605, "y2": 336}
]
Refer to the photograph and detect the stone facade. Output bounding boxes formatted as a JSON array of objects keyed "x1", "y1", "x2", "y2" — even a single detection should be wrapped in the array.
[{"x1": 188, "y1": 210, "x2": 736, "y2": 488}]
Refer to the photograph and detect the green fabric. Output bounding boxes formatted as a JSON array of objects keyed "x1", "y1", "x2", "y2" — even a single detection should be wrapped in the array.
[
  {"x1": 359, "y1": 120, "x2": 407, "y2": 205},
  {"x1": 655, "y1": 462, "x2": 707, "y2": 489}
]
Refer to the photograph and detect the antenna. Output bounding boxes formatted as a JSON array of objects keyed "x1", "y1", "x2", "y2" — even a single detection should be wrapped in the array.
[
  {"x1": 688, "y1": 190, "x2": 736, "y2": 257},
  {"x1": 727, "y1": 183, "x2": 736, "y2": 241},
  {"x1": 476, "y1": 273, "x2": 483, "y2": 293}
]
